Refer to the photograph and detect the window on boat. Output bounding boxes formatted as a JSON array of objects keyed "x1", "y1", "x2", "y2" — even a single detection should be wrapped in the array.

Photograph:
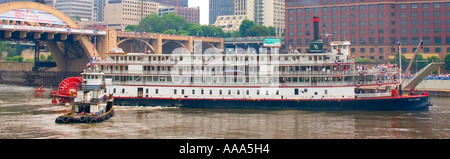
[
  {"x1": 325, "y1": 90, "x2": 328, "y2": 95},
  {"x1": 304, "y1": 89, "x2": 308, "y2": 92},
  {"x1": 294, "y1": 89, "x2": 299, "y2": 95},
  {"x1": 122, "y1": 89, "x2": 125, "y2": 93},
  {"x1": 228, "y1": 90, "x2": 231, "y2": 95},
  {"x1": 146, "y1": 89, "x2": 149, "y2": 93},
  {"x1": 192, "y1": 89, "x2": 195, "y2": 95},
  {"x1": 113, "y1": 88, "x2": 116, "y2": 93},
  {"x1": 276, "y1": 90, "x2": 279, "y2": 95},
  {"x1": 201, "y1": 89, "x2": 204, "y2": 94},
  {"x1": 174, "y1": 89, "x2": 177, "y2": 94},
  {"x1": 237, "y1": 90, "x2": 240, "y2": 95},
  {"x1": 257, "y1": 90, "x2": 260, "y2": 95},
  {"x1": 219, "y1": 90, "x2": 222, "y2": 95},
  {"x1": 266, "y1": 90, "x2": 269, "y2": 95},
  {"x1": 181, "y1": 89, "x2": 184, "y2": 94},
  {"x1": 209, "y1": 90, "x2": 213, "y2": 95},
  {"x1": 155, "y1": 89, "x2": 158, "y2": 94},
  {"x1": 246, "y1": 90, "x2": 250, "y2": 95}
]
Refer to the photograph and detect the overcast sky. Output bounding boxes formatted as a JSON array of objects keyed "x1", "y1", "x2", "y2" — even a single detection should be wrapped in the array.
[{"x1": 189, "y1": 0, "x2": 209, "y2": 25}]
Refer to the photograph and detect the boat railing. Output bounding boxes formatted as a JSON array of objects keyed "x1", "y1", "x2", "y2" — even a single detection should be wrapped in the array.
[
  {"x1": 355, "y1": 92, "x2": 391, "y2": 98},
  {"x1": 81, "y1": 84, "x2": 104, "y2": 90},
  {"x1": 110, "y1": 79, "x2": 398, "y2": 87}
]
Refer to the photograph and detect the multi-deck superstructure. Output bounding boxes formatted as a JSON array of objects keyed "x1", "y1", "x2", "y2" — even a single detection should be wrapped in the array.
[{"x1": 73, "y1": 17, "x2": 432, "y2": 110}]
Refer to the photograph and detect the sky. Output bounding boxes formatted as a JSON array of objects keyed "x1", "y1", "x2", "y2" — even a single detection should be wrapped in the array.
[{"x1": 189, "y1": 0, "x2": 209, "y2": 25}]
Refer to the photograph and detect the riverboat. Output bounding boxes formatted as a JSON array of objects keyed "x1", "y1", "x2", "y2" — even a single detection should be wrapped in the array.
[
  {"x1": 73, "y1": 17, "x2": 431, "y2": 111},
  {"x1": 55, "y1": 72, "x2": 114, "y2": 123}
]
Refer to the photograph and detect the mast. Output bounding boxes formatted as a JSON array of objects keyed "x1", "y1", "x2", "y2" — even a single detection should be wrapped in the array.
[{"x1": 397, "y1": 40, "x2": 402, "y2": 95}]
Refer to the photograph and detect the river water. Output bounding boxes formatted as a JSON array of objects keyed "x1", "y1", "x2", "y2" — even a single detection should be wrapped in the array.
[{"x1": 0, "y1": 84, "x2": 449, "y2": 139}]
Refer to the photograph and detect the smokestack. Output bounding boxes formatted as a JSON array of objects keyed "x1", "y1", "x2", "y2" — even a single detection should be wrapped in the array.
[
  {"x1": 313, "y1": 16, "x2": 320, "y2": 40},
  {"x1": 307, "y1": 16, "x2": 324, "y2": 53}
]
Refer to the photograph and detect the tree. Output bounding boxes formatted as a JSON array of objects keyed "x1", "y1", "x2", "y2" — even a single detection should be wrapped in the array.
[
  {"x1": 161, "y1": 13, "x2": 189, "y2": 32},
  {"x1": 444, "y1": 53, "x2": 450, "y2": 70},
  {"x1": 245, "y1": 25, "x2": 271, "y2": 37},
  {"x1": 136, "y1": 14, "x2": 163, "y2": 33},
  {"x1": 427, "y1": 55, "x2": 440, "y2": 63},
  {"x1": 124, "y1": 25, "x2": 137, "y2": 32},
  {"x1": 187, "y1": 24, "x2": 203, "y2": 36},
  {"x1": 163, "y1": 29, "x2": 177, "y2": 35},
  {"x1": 412, "y1": 54, "x2": 428, "y2": 72},
  {"x1": 0, "y1": 41, "x2": 13, "y2": 58},
  {"x1": 5, "y1": 56, "x2": 23, "y2": 62},
  {"x1": 239, "y1": 19, "x2": 255, "y2": 36},
  {"x1": 268, "y1": 26, "x2": 276, "y2": 36},
  {"x1": 390, "y1": 54, "x2": 408, "y2": 71}
]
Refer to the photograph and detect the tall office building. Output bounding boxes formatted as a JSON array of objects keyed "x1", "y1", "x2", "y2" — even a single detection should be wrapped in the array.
[
  {"x1": 212, "y1": 0, "x2": 284, "y2": 36},
  {"x1": 150, "y1": 0, "x2": 183, "y2": 7},
  {"x1": 106, "y1": 0, "x2": 159, "y2": 31},
  {"x1": 253, "y1": 0, "x2": 285, "y2": 36},
  {"x1": 285, "y1": 0, "x2": 450, "y2": 61},
  {"x1": 209, "y1": 0, "x2": 235, "y2": 24},
  {"x1": 159, "y1": 5, "x2": 200, "y2": 24},
  {"x1": 93, "y1": 0, "x2": 107, "y2": 22},
  {"x1": 55, "y1": 0, "x2": 93, "y2": 21}
]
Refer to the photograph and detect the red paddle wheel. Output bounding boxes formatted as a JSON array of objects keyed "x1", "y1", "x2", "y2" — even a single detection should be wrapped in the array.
[{"x1": 50, "y1": 77, "x2": 82, "y2": 104}]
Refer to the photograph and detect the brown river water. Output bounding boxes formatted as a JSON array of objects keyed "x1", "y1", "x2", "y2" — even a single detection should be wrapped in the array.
[{"x1": 0, "y1": 84, "x2": 449, "y2": 139}]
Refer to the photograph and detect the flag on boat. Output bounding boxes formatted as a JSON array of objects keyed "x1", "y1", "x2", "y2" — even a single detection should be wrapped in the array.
[{"x1": 86, "y1": 61, "x2": 92, "y2": 67}]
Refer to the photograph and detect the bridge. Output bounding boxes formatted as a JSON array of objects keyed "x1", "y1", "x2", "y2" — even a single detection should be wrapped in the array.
[
  {"x1": 114, "y1": 31, "x2": 223, "y2": 55},
  {"x1": 0, "y1": 2, "x2": 224, "y2": 72},
  {"x1": 402, "y1": 62, "x2": 444, "y2": 90}
]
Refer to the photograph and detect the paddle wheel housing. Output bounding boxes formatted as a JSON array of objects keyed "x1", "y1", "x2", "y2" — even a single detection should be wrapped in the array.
[{"x1": 50, "y1": 77, "x2": 82, "y2": 104}]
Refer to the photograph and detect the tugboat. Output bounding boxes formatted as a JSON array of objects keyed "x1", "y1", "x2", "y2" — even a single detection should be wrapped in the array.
[{"x1": 55, "y1": 70, "x2": 114, "y2": 123}]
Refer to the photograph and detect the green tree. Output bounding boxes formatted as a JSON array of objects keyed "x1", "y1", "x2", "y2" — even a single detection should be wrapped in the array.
[
  {"x1": 161, "y1": 13, "x2": 189, "y2": 32},
  {"x1": 163, "y1": 29, "x2": 177, "y2": 34},
  {"x1": 354, "y1": 57, "x2": 375, "y2": 64},
  {"x1": 0, "y1": 41, "x2": 13, "y2": 57},
  {"x1": 187, "y1": 24, "x2": 203, "y2": 36},
  {"x1": 390, "y1": 54, "x2": 408, "y2": 71},
  {"x1": 14, "y1": 43, "x2": 23, "y2": 57},
  {"x1": 176, "y1": 30, "x2": 189, "y2": 36},
  {"x1": 5, "y1": 56, "x2": 23, "y2": 62},
  {"x1": 245, "y1": 25, "x2": 271, "y2": 37},
  {"x1": 444, "y1": 53, "x2": 450, "y2": 70},
  {"x1": 427, "y1": 55, "x2": 440, "y2": 63},
  {"x1": 412, "y1": 54, "x2": 428, "y2": 72},
  {"x1": 124, "y1": 25, "x2": 137, "y2": 32},
  {"x1": 224, "y1": 31, "x2": 240, "y2": 37},
  {"x1": 201, "y1": 25, "x2": 224, "y2": 37},
  {"x1": 239, "y1": 19, "x2": 255, "y2": 36},
  {"x1": 268, "y1": 26, "x2": 276, "y2": 36},
  {"x1": 136, "y1": 14, "x2": 163, "y2": 33}
]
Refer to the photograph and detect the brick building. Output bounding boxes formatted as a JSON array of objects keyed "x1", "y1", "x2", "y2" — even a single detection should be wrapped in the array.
[{"x1": 285, "y1": 0, "x2": 450, "y2": 61}]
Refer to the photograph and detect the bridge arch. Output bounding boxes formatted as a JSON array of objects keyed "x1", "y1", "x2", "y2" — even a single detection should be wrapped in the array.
[
  {"x1": 117, "y1": 38, "x2": 155, "y2": 53},
  {"x1": 0, "y1": 2, "x2": 102, "y2": 72},
  {"x1": 162, "y1": 41, "x2": 187, "y2": 54},
  {"x1": 193, "y1": 41, "x2": 221, "y2": 54},
  {"x1": 0, "y1": 2, "x2": 79, "y2": 28}
]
